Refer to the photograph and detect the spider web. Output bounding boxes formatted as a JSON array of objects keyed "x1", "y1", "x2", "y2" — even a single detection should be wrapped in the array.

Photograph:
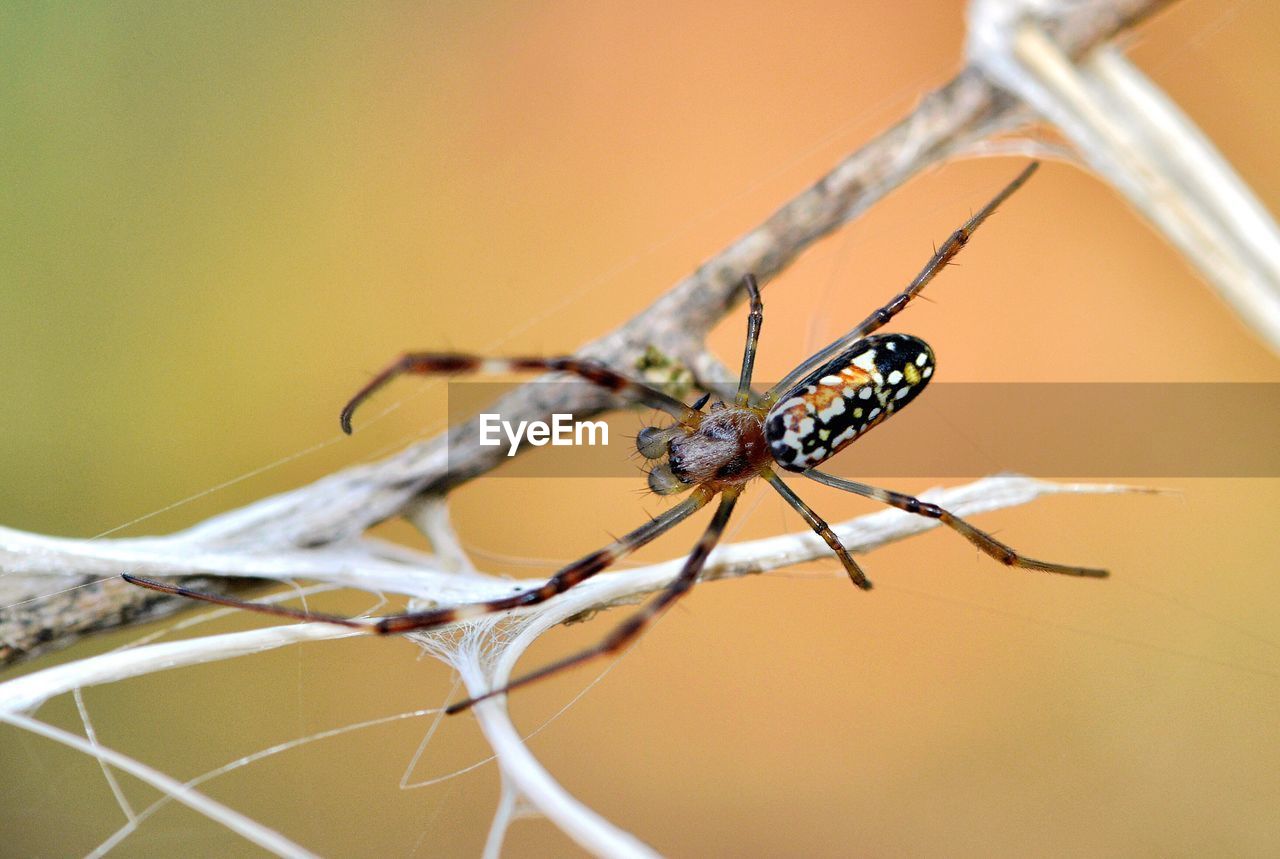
[
  {"x1": 0, "y1": 51, "x2": 987, "y2": 855},
  {"x1": 0, "y1": 476, "x2": 1140, "y2": 855},
  {"x1": 7, "y1": 1, "x2": 1275, "y2": 845}
]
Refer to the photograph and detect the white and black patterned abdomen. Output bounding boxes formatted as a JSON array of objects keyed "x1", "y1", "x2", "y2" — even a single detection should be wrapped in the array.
[{"x1": 765, "y1": 333, "x2": 934, "y2": 472}]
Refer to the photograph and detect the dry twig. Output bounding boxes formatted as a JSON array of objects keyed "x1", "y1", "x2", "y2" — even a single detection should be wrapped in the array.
[
  {"x1": 0, "y1": 0, "x2": 1206, "y2": 662},
  {"x1": 2, "y1": 0, "x2": 1276, "y2": 854}
]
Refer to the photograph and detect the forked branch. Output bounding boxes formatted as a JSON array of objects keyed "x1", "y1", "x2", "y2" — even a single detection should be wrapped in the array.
[
  {"x1": 0, "y1": 0, "x2": 1212, "y2": 662},
  {"x1": 3, "y1": 0, "x2": 1256, "y2": 855}
]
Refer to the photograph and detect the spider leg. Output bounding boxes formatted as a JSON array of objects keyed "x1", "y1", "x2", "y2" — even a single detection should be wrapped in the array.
[
  {"x1": 803, "y1": 469, "x2": 1108, "y2": 578},
  {"x1": 340, "y1": 353, "x2": 701, "y2": 433},
  {"x1": 122, "y1": 485, "x2": 715, "y2": 633},
  {"x1": 762, "y1": 467, "x2": 871, "y2": 590},
  {"x1": 448, "y1": 488, "x2": 741, "y2": 714},
  {"x1": 764, "y1": 162, "x2": 1039, "y2": 402},
  {"x1": 736, "y1": 274, "x2": 764, "y2": 406}
]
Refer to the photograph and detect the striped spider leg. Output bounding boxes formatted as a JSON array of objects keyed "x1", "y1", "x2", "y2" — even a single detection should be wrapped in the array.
[
  {"x1": 802, "y1": 470, "x2": 1106, "y2": 577},
  {"x1": 126, "y1": 161, "x2": 1105, "y2": 713},
  {"x1": 338, "y1": 354, "x2": 701, "y2": 434},
  {"x1": 755, "y1": 162, "x2": 1104, "y2": 582},
  {"x1": 758, "y1": 159, "x2": 1042, "y2": 404},
  {"x1": 125, "y1": 295, "x2": 753, "y2": 710}
]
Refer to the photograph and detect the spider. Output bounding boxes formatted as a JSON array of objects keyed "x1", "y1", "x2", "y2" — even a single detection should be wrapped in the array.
[{"x1": 125, "y1": 161, "x2": 1105, "y2": 714}]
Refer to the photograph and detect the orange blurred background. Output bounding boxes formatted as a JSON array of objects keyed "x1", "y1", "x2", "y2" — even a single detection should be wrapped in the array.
[{"x1": 2, "y1": 1, "x2": 1278, "y2": 855}]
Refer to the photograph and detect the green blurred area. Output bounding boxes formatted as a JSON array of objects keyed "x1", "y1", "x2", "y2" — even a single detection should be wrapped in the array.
[{"x1": 1, "y1": 2, "x2": 478, "y2": 533}]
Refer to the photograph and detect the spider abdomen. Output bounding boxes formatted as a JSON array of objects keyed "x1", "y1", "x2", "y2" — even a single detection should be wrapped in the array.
[{"x1": 765, "y1": 333, "x2": 934, "y2": 472}]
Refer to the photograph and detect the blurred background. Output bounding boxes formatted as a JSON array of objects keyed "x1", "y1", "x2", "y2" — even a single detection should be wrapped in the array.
[{"x1": 2, "y1": 1, "x2": 1278, "y2": 855}]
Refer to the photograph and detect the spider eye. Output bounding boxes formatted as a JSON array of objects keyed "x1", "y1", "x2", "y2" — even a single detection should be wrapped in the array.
[
  {"x1": 647, "y1": 464, "x2": 689, "y2": 495},
  {"x1": 636, "y1": 426, "x2": 675, "y2": 459}
]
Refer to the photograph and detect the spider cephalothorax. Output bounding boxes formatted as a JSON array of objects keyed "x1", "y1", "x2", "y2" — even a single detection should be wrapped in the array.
[
  {"x1": 645, "y1": 403, "x2": 771, "y2": 493},
  {"x1": 125, "y1": 161, "x2": 1106, "y2": 714}
]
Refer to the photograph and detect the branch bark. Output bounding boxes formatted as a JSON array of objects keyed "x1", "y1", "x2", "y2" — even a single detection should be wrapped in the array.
[
  {"x1": 0, "y1": 0, "x2": 1231, "y2": 664},
  {"x1": 8, "y1": 1, "x2": 1253, "y2": 855}
]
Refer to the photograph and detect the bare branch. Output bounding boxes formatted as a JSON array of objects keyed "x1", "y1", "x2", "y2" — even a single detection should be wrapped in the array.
[
  {"x1": 6, "y1": 2, "x2": 1242, "y2": 853},
  {"x1": 113, "y1": 0, "x2": 1177, "y2": 549},
  {"x1": 0, "y1": 0, "x2": 1188, "y2": 663},
  {"x1": 970, "y1": 0, "x2": 1280, "y2": 349},
  {"x1": 0, "y1": 476, "x2": 1136, "y2": 858}
]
